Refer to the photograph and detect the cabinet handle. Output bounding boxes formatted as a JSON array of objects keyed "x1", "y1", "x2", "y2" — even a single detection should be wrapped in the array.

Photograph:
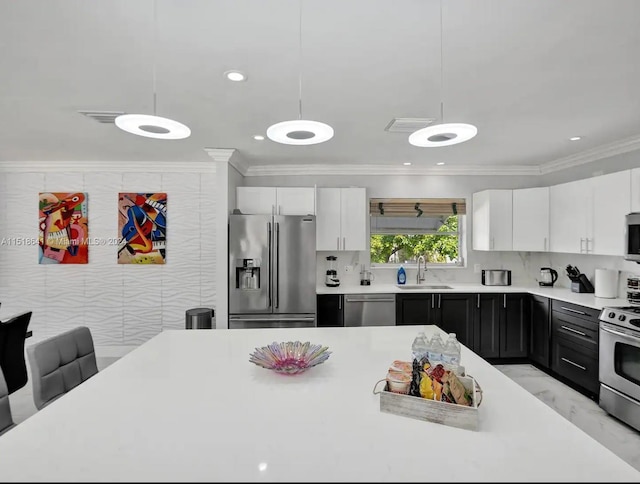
[
  {"x1": 343, "y1": 237, "x2": 346, "y2": 250},
  {"x1": 560, "y1": 306, "x2": 587, "y2": 316},
  {"x1": 579, "y1": 238, "x2": 585, "y2": 253},
  {"x1": 438, "y1": 294, "x2": 441, "y2": 309},
  {"x1": 586, "y1": 238, "x2": 592, "y2": 253},
  {"x1": 503, "y1": 294, "x2": 506, "y2": 308},
  {"x1": 561, "y1": 357, "x2": 586, "y2": 371},
  {"x1": 491, "y1": 237, "x2": 495, "y2": 250},
  {"x1": 278, "y1": 205, "x2": 282, "y2": 215},
  {"x1": 338, "y1": 297, "x2": 341, "y2": 310},
  {"x1": 477, "y1": 294, "x2": 480, "y2": 308},
  {"x1": 543, "y1": 237, "x2": 547, "y2": 251},
  {"x1": 431, "y1": 294, "x2": 434, "y2": 309},
  {"x1": 337, "y1": 237, "x2": 340, "y2": 250},
  {"x1": 561, "y1": 325, "x2": 587, "y2": 337}
]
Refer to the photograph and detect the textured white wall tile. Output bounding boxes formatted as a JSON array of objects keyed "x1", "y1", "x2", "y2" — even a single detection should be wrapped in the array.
[
  {"x1": 121, "y1": 173, "x2": 163, "y2": 193},
  {"x1": 43, "y1": 173, "x2": 85, "y2": 191},
  {"x1": 0, "y1": 169, "x2": 216, "y2": 348},
  {"x1": 123, "y1": 307, "x2": 162, "y2": 344},
  {"x1": 162, "y1": 173, "x2": 201, "y2": 194}
]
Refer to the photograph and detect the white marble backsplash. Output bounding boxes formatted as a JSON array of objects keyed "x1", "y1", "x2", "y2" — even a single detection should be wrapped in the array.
[{"x1": 317, "y1": 249, "x2": 635, "y2": 299}]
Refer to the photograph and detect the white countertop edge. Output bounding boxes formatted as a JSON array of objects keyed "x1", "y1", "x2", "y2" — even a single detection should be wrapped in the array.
[{"x1": 316, "y1": 283, "x2": 629, "y2": 310}]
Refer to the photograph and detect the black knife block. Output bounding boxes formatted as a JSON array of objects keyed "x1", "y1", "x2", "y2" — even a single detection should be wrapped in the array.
[{"x1": 569, "y1": 274, "x2": 594, "y2": 293}]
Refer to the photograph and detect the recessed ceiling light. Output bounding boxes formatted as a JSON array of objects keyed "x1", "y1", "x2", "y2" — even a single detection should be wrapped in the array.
[
  {"x1": 266, "y1": 120, "x2": 334, "y2": 146},
  {"x1": 436, "y1": 162, "x2": 445, "y2": 166},
  {"x1": 225, "y1": 70, "x2": 247, "y2": 82},
  {"x1": 115, "y1": 114, "x2": 191, "y2": 140},
  {"x1": 409, "y1": 123, "x2": 478, "y2": 147},
  {"x1": 569, "y1": 136, "x2": 582, "y2": 141},
  {"x1": 403, "y1": 162, "x2": 412, "y2": 166},
  {"x1": 253, "y1": 135, "x2": 265, "y2": 141}
]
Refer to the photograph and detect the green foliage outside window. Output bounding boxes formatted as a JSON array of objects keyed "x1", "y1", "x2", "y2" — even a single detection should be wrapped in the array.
[{"x1": 370, "y1": 215, "x2": 459, "y2": 264}]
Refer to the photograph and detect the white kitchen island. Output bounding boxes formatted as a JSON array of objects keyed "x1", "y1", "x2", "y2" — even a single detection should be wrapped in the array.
[{"x1": 0, "y1": 326, "x2": 638, "y2": 482}]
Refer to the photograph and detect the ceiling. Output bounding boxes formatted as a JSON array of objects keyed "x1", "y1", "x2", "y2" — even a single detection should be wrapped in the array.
[{"x1": 1, "y1": 0, "x2": 640, "y2": 170}]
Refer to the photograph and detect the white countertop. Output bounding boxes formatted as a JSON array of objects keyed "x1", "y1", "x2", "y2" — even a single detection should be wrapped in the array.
[
  {"x1": 0, "y1": 326, "x2": 638, "y2": 482},
  {"x1": 317, "y1": 283, "x2": 628, "y2": 310}
]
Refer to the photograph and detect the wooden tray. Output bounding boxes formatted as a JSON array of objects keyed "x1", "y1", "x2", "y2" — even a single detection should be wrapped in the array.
[{"x1": 373, "y1": 375, "x2": 482, "y2": 431}]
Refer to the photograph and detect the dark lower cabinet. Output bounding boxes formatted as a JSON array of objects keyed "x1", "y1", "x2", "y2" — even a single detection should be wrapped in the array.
[
  {"x1": 317, "y1": 294, "x2": 344, "y2": 327},
  {"x1": 473, "y1": 293, "x2": 529, "y2": 358},
  {"x1": 474, "y1": 294, "x2": 501, "y2": 358},
  {"x1": 501, "y1": 294, "x2": 530, "y2": 358},
  {"x1": 395, "y1": 293, "x2": 436, "y2": 325},
  {"x1": 437, "y1": 293, "x2": 475, "y2": 348},
  {"x1": 529, "y1": 295, "x2": 551, "y2": 368},
  {"x1": 551, "y1": 335, "x2": 599, "y2": 394}
]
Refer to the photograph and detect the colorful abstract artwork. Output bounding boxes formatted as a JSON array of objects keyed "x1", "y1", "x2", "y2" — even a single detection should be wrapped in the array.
[
  {"x1": 39, "y1": 192, "x2": 89, "y2": 264},
  {"x1": 118, "y1": 193, "x2": 167, "y2": 264}
]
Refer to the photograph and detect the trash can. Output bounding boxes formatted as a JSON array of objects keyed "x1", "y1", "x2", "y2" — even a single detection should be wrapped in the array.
[{"x1": 185, "y1": 308, "x2": 215, "y2": 329}]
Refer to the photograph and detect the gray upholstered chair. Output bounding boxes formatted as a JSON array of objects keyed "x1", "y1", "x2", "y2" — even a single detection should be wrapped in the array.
[
  {"x1": 27, "y1": 326, "x2": 98, "y2": 410},
  {"x1": 0, "y1": 368, "x2": 16, "y2": 436}
]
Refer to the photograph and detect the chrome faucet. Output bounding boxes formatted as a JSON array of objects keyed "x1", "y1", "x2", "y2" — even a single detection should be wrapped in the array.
[{"x1": 416, "y1": 255, "x2": 426, "y2": 284}]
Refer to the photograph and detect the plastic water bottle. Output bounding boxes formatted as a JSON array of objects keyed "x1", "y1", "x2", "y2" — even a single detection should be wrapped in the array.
[
  {"x1": 428, "y1": 333, "x2": 445, "y2": 365},
  {"x1": 442, "y1": 333, "x2": 461, "y2": 370},
  {"x1": 411, "y1": 332, "x2": 429, "y2": 361}
]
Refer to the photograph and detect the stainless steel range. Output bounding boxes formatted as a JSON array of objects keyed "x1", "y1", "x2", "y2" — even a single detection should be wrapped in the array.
[{"x1": 599, "y1": 306, "x2": 640, "y2": 431}]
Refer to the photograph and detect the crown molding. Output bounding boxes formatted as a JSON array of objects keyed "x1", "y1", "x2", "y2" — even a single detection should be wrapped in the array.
[
  {"x1": 203, "y1": 148, "x2": 236, "y2": 162},
  {"x1": 0, "y1": 160, "x2": 216, "y2": 173},
  {"x1": 539, "y1": 133, "x2": 640, "y2": 175},
  {"x1": 243, "y1": 163, "x2": 541, "y2": 177}
]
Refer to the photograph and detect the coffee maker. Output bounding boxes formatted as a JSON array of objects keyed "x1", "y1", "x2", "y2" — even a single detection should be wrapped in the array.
[{"x1": 325, "y1": 256, "x2": 340, "y2": 287}]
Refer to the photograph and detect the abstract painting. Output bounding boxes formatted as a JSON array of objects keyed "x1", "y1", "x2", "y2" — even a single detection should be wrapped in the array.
[
  {"x1": 39, "y1": 192, "x2": 89, "y2": 264},
  {"x1": 118, "y1": 193, "x2": 167, "y2": 264}
]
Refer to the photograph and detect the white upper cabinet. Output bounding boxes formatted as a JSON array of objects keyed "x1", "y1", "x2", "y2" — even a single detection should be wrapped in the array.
[
  {"x1": 550, "y1": 179, "x2": 591, "y2": 254},
  {"x1": 472, "y1": 190, "x2": 513, "y2": 251},
  {"x1": 235, "y1": 187, "x2": 277, "y2": 215},
  {"x1": 550, "y1": 171, "x2": 630, "y2": 256},
  {"x1": 236, "y1": 187, "x2": 315, "y2": 215},
  {"x1": 512, "y1": 187, "x2": 549, "y2": 252},
  {"x1": 631, "y1": 168, "x2": 640, "y2": 212},
  {"x1": 316, "y1": 187, "x2": 367, "y2": 251},
  {"x1": 591, "y1": 170, "x2": 630, "y2": 256}
]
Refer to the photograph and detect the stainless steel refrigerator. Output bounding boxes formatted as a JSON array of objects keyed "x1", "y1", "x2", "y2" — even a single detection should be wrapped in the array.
[{"x1": 228, "y1": 214, "x2": 316, "y2": 329}]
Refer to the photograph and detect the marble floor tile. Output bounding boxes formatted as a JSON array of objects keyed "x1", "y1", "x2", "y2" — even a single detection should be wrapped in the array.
[{"x1": 495, "y1": 364, "x2": 640, "y2": 471}]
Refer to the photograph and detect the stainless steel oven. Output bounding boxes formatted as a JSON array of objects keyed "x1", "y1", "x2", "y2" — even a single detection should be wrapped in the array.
[{"x1": 599, "y1": 306, "x2": 640, "y2": 431}]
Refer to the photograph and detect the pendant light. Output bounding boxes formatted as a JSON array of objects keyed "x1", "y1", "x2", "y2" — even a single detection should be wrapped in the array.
[
  {"x1": 409, "y1": 0, "x2": 476, "y2": 147},
  {"x1": 115, "y1": 0, "x2": 190, "y2": 140},
  {"x1": 267, "y1": 0, "x2": 333, "y2": 145}
]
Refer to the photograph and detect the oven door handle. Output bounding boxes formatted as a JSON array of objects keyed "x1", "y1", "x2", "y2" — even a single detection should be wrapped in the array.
[{"x1": 601, "y1": 325, "x2": 640, "y2": 342}]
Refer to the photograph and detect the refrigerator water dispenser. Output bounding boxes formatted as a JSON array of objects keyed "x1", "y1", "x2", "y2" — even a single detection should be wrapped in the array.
[{"x1": 236, "y1": 259, "x2": 260, "y2": 290}]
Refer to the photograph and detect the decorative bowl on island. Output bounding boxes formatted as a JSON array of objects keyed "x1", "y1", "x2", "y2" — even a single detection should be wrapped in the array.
[{"x1": 249, "y1": 341, "x2": 331, "y2": 375}]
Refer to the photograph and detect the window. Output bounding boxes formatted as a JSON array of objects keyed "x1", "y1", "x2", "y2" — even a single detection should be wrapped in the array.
[{"x1": 369, "y1": 198, "x2": 465, "y2": 266}]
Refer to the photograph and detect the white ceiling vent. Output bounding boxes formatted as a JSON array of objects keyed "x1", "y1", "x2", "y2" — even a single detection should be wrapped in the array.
[
  {"x1": 78, "y1": 110, "x2": 126, "y2": 124},
  {"x1": 384, "y1": 117, "x2": 436, "y2": 133}
]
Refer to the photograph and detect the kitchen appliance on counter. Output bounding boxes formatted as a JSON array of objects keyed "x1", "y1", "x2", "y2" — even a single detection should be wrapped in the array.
[
  {"x1": 325, "y1": 256, "x2": 340, "y2": 287},
  {"x1": 344, "y1": 294, "x2": 395, "y2": 327},
  {"x1": 539, "y1": 267, "x2": 558, "y2": 287},
  {"x1": 627, "y1": 276, "x2": 640, "y2": 305},
  {"x1": 565, "y1": 265, "x2": 594, "y2": 293},
  {"x1": 599, "y1": 306, "x2": 640, "y2": 432},
  {"x1": 360, "y1": 268, "x2": 374, "y2": 286},
  {"x1": 481, "y1": 269, "x2": 511, "y2": 286},
  {"x1": 229, "y1": 214, "x2": 316, "y2": 329}
]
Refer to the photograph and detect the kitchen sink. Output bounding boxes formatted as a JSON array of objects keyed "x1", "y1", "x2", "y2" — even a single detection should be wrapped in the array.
[{"x1": 395, "y1": 284, "x2": 453, "y2": 290}]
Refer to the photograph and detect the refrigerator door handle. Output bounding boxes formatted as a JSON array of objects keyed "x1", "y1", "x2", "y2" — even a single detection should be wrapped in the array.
[
  {"x1": 275, "y1": 222, "x2": 280, "y2": 308},
  {"x1": 267, "y1": 222, "x2": 272, "y2": 307}
]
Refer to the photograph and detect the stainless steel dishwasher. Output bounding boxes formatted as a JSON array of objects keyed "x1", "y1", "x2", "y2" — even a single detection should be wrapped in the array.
[{"x1": 344, "y1": 294, "x2": 396, "y2": 327}]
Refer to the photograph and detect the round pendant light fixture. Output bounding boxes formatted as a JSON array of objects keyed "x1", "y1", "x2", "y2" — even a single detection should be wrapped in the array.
[
  {"x1": 267, "y1": 1, "x2": 333, "y2": 146},
  {"x1": 409, "y1": 0, "x2": 476, "y2": 148},
  {"x1": 115, "y1": 1, "x2": 190, "y2": 140}
]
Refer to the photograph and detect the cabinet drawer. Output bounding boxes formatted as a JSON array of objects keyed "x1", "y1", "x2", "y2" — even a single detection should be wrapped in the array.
[
  {"x1": 551, "y1": 300, "x2": 600, "y2": 324},
  {"x1": 552, "y1": 312, "x2": 598, "y2": 350},
  {"x1": 552, "y1": 338, "x2": 599, "y2": 394}
]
